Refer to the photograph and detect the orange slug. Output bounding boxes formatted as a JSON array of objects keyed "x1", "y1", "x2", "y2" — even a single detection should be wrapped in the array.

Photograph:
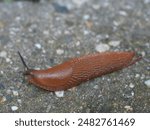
[{"x1": 18, "y1": 51, "x2": 141, "y2": 91}]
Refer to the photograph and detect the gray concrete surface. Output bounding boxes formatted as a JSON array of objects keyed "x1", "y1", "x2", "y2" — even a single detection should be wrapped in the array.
[{"x1": 0, "y1": 0, "x2": 150, "y2": 112}]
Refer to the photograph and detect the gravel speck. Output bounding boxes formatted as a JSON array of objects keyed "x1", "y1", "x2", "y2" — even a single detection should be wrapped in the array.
[
  {"x1": 0, "y1": 51, "x2": 7, "y2": 58},
  {"x1": 95, "y1": 43, "x2": 110, "y2": 52},
  {"x1": 93, "y1": 85, "x2": 99, "y2": 89},
  {"x1": 6, "y1": 89, "x2": 11, "y2": 94},
  {"x1": 144, "y1": 80, "x2": 150, "y2": 88},
  {"x1": 43, "y1": 30, "x2": 49, "y2": 35},
  {"x1": 83, "y1": 14, "x2": 90, "y2": 20},
  {"x1": 113, "y1": 21, "x2": 119, "y2": 26},
  {"x1": 108, "y1": 41, "x2": 120, "y2": 47},
  {"x1": 11, "y1": 106, "x2": 18, "y2": 111},
  {"x1": 55, "y1": 91, "x2": 64, "y2": 97},
  {"x1": 135, "y1": 74, "x2": 140, "y2": 78},
  {"x1": 129, "y1": 83, "x2": 135, "y2": 88},
  {"x1": 0, "y1": 96, "x2": 7, "y2": 103},
  {"x1": 56, "y1": 49, "x2": 64, "y2": 55},
  {"x1": 17, "y1": 99, "x2": 22, "y2": 104},
  {"x1": 73, "y1": 0, "x2": 88, "y2": 7},
  {"x1": 35, "y1": 43, "x2": 42, "y2": 49},
  {"x1": 83, "y1": 30, "x2": 89, "y2": 35},
  {"x1": 75, "y1": 41, "x2": 80, "y2": 46},
  {"x1": 119, "y1": 11, "x2": 128, "y2": 16},
  {"x1": 124, "y1": 105, "x2": 133, "y2": 112},
  {"x1": 6, "y1": 58, "x2": 11, "y2": 63},
  {"x1": 12, "y1": 90, "x2": 19, "y2": 96}
]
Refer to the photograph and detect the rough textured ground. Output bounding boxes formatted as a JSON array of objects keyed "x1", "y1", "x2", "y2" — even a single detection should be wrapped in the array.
[{"x1": 0, "y1": 0, "x2": 150, "y2": 113}]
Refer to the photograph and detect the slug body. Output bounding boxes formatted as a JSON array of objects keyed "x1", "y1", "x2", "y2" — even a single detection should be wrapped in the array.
[{"x1": 18, "y1": 51, "x2": 141, "y2": 91}]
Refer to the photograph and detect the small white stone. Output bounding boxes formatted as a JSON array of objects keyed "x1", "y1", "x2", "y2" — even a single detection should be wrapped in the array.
[
  {"x1": 95, "y1": 43, "x2": 110, "y2": 52},
  {"x1": 42, "y1": 49, "x2": 46, "y2": 53},
  {"x1": 35, "y1": 43, "x2": 42, "y2": 49},
  {"x1": 55, "y1": 91, "x2": 64, "y2": 97},
  {"x1": 56, "y1": 49, "x2": 64, "y2": 55},
  {"x1": 119, "y1": 11, "x2": 127, "y2": 16},
  {"x1": 129, "y1": 83, "x2": 135, "y2": 88},
  {"x1": 113, "y1": 21, "x2": 119, "y2": 26},
  {"x1": 17, "y1": 99, "x2": 22, "y2": 104},
  {"x1": 131, "y1": 91, "x2": 134, "y2": 97},
  {"x1": 83, "y1": 14, "x2": 90, "y2": 20},
  {"x1": 141, "y1": 51, "x2": 145, "y2": 56},
  {"x1": 135, "y1": 74, "x2": 140, "y2": 78},
  {"x1": 34, "y1": 67, "x2": 41, "y2": 70},
  {"x1": 0, "y1": 51, "x2": 7, "y2": 58},
  {"x1": 6, "y1": 89, "x2": 11, "y2": 94},
  {"x1": 144, "y1": 80, "x2": 150, "y2": 88},
  {"x1": 93, "y1": 85, "x2": 99, "y2": 89},
  {"x1": 144, "y1": 0, "x2": 150, "y2": 4},
  {"x1": 43, "y1": 30, "x2": 49, "y2": 35},
  {"x1": 12, "y1": 90, "x2": 19, "y2": 96},
  {"x1": 109, "y1": 41, "x2": 120, "y2": 47},
  {"x1": 141, "y1": 74, "x2": 145, "y2": 79},
  {"x1": 14, "y1": 67, "x2": 19, "y2": 71},
  {"x1": 11, "y1": 106, "x2": 18, "y2": 111},
  {"x1": 124, "y1": 105, "x2": 133, "y2": 111},
  {"x1": 6, "y1": 58, "x2": 11, "y2": 63},
  {"x1": 92, "y1": 4, "x2": 100, "y2": 10},
  {"x1": 83, "y1": 30, "x2": 89, "y2": 35},
  {"x1": 76, "y1": 51, "x2": 80, "y2": 54},
  {"x1": 73, "y1": 0, "x2": 88, "y2": 7},
  {"x1": 64, "y1": 30, "x2": 70, "y2": 35},
  {"x1": 0, "y1": 71, "x2": 4, "y2": 74},
  {"x1": 76, "y1": 41, "x2": 80, "y2": 46}
]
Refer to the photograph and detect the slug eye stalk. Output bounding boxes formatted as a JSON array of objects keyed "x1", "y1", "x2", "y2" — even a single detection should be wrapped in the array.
[{"x1": 18, "y1": 51, "x2": 29, "y2": 71}]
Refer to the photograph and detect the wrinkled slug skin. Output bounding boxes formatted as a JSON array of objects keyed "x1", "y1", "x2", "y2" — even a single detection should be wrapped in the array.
[{"x1": 28, "y1": 52, "x2": 136, "y2": 91}]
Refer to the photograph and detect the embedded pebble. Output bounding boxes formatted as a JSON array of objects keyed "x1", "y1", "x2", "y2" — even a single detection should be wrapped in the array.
[
  {"x1": 55, "y1": 91, "x2": 64, "y2": 97},
  {"x1": 135, "y1": 74, "x2": 140, "y2": 78},
  {"x1": 73, "y1": 0, "x2": 88, "y2": 7},
  {"x1": 11, "y1": 106, "x2": 18, "y2": 111},
  {"x1": 83, "y1": 14, "x2": 90, "y2": 20},
  {"x1": 144, "y1": 80, "x2": 150, "y2": 88},
  {"x1": 93, "y1": 85, "x2": 99, "y2": 89},
  {"x1": 113, "y1": 21, "x2": 119, "y2": 26},
  {"x1": 95, "y1": 43, "x2": 110, "y2": 52},
  {"x1": 83, "y1": 30, "x2": 89, "y2": 35},
  {"x1": 0, "y1": 51, "x2": 7, "y2": 58},
  {"x1": 56, "y1": 49, "x2": 64, "y2": 55},
  {"x1": 35, "y1": 43, "x2": 42, "y2": 49},
  {"x1": 124, "y1": 105, "x2": 133, "y2": 112},
  {"x1": 141, "y1": 51, "x2": 145, "y2": 56},
  {"x1": 43, "y1": 30, "x2": 49, "y2": 35},
  {"x1": 119, "y1": 11, "x2": 128, "y2": 16},
  {"x1": 129, "y1": 83, "x2": 135, "y2": 88},
  {"x1": 12, "y1": 90, "x2": 19, "y2": 96},
  {"x1": 0, "y1": 96, "x2": 7, "y2": 103},
  {"x1": 141, "y1": 74, "x2": 145, "y2": 79},
  {"x1": 144, "y1": 0, "x2": 150, "y2": 4},
  {"x1": 108, "y1": 41, "x2": 120, "y2": 47},
  {"x1": 75, "y1": 41, "x2": 80, "y2": 46},
  {"x1": 46, "y1": 104, "x2": 52, "y2": 113},
  {"x1": 6, "y1": 58, "x2": 11, "y2": 63},
  {"x1": 42, "y1": 49, "x2": 46, "y2": 53},
  {"x1": 0, "y1": 83, "x2": 5, "y2": 89},
  {"x1": 6, "y1": 89, "x2": 11, "y2": 94},
  {"x1": 17, "y1": 99, "x2": 22, "y2": 104}
]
